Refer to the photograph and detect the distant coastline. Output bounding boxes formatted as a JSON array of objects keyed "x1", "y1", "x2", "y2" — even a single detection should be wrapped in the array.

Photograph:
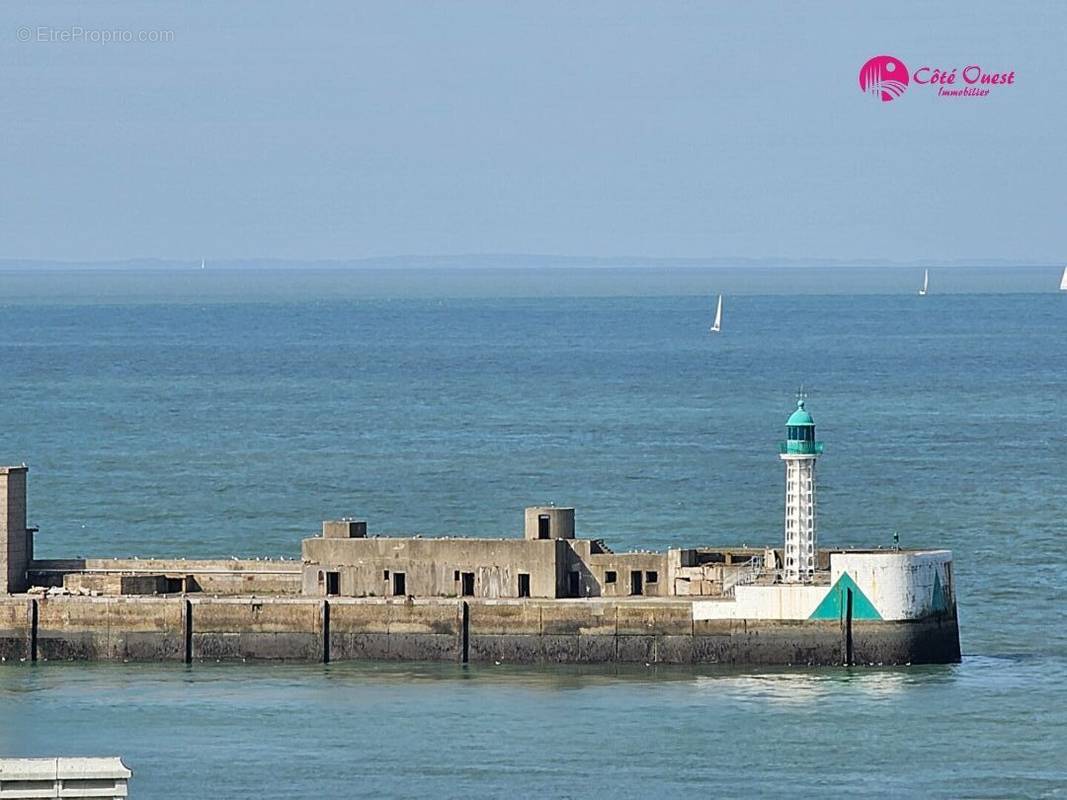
[{"x1": 0, "y1": 255, "x2": 1057, "y2": 271}]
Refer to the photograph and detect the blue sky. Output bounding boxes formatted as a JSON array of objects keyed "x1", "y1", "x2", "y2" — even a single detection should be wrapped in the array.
[{"x1": 1, "y1": 1, "x2": 1063, "y2": 262}]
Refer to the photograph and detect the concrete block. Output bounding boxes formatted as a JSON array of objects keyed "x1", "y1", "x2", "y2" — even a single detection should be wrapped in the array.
[
  {"x1": 0, "y1": 599, "x2": 32, "y2": 662},
  {"x1": 541, "y1": 603, "x2": 615, "y2": 636},
  {"x1": 331, "y1": 633, "x2": 391, "y2": 661},
  {"x1": 388, "y1": 633, "x2": 459, "y2": 662},
  {"x1": 104, "y1": 598, "x2": 184, "y2": 661},
  {"x1": 192, "y1": 632, "x2": 242, "y2": 661},
  {"x1": 329, "y1": 601, "x2": 391, "y2": 635},
  {"x1": 655, "y1": 635, "x2": 694, "y2": 664},
  {"x1": 692, "y1": 634, "x2": 733, "y2": 664},
  {"x1": 540, "y1": 634, "x2": 580, "y2": 663},
  {"x1": 616, "y1": 603, "x2": 691, "y2": 636},
  {"x1": 468, "y1": 633, "x2": 541, "y2": 664},
  {"x1": 615, "y1": 604, "x2": 656, "y2": 636},
  {"x1": 852, "y1": 617, "x2": 961, "y2": 665},
  {"x1": 36, "y1": 598, "x2": 111, "y2": 660},
  {"x1": 468, "y1": 602, "x2": 541, "y2": 635},
  {"x1": 323, "y1": 520, "x2": 367, "y2": 539},
  {"x1": 577, "y1": 635, "x2": 616, "y2": 662},
  {"x1": 388, "y1": 602, "x2": 461, "y2": 636},
  {"x1": 616, "y1": 635, "x2": 655, "y2": 663},
  {"x1": 190, "y1": 599, "x2": 322, "y2": 661}
]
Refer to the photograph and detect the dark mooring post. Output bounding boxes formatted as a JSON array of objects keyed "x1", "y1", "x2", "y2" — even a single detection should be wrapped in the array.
[
  {"x1": 183, "y1": 599, "x2": 193, "y2": 665},
  {"x1": 844, "y1": 588, "x2": 854, "y2": 666},
  {"x1": 461, "y1": 601, "x2": 470, "y2": 664},
  {"x1": 321, "y1": 600, "x2": 331, "y2": 664},
  {"x1": 30, "y1": 598, "x2": 38, "y2": 662}
]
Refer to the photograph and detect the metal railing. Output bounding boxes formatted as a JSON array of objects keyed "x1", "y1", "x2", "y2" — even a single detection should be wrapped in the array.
[{"x1": 721, "y1": 556, "x2": 765, "y2": 597}]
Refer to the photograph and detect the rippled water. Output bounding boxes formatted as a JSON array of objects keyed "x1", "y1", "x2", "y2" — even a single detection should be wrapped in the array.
[
  {"x1": 2, "y1": 658, "x2": 1064, "y2": 798},
  {"x1": 0, "y1": 267, "x2": 1064, "y2": 797}
]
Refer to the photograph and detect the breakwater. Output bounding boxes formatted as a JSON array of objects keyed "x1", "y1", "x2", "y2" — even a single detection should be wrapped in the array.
[{"x1": 0, "y1": 596, "x2": 960, "y2": 666}]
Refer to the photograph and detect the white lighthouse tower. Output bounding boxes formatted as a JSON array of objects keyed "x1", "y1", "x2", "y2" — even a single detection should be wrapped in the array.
[{"x1": 779, "y1": 394, "x2": 823, "y2": 583}]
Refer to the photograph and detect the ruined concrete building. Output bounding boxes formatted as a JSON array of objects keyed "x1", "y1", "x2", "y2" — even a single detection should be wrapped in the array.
[{"x1": 302, "y1": 506, "x2": 767, "y2": 601}]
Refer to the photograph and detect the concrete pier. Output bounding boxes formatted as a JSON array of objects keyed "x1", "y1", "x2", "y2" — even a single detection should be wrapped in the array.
[
  {"x1": 0, "y1": 595, "x2": 960, "y2": 667},
  {"x1": 0, "y1": 399, "x2": 963, "y2": 668}
]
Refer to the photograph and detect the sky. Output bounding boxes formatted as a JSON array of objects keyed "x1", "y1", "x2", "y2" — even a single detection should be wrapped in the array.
[{"x1": 1, "y1": 1, "x2": 1064, "y2": 263}]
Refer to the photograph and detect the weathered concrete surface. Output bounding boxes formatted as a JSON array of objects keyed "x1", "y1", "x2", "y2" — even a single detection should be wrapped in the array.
[
  {"x1": 302, "y1": 537, "x2": 565, "y2": 599},
  {"x1": 29, "y1": 558, "x2": 302, "y2": 595},
  {"x1": 692, "y1": 619, "x2": 844, "y2": 665},
  {"x1": 191, "y1": 598, "x2": 321, "y2": 661},
  {"x1": 0, "y1": 598, "x2": 32, "y2": 661},
  {"x1": 0, "y1": 757, "x2": 132, "y2": 797},
  {"x1": 329, "y1": 599, "x2": 461, "y2": 661},
  {"x1": 35, "y1": 597, "x2": 184, "y2": 662},
  {"x1": 852, "y1": 615, "x2": 962, "y2": 665},
  {"x1": 0, "y1": 596, "x2": 961, "y2": 666}
]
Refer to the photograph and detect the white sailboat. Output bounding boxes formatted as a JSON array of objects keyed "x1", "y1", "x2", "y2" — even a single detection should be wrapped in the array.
[
  {"x1": 918, "y1": 269, "x2": 929, "y2": 296},
  {"x1": 1059, "y1": 266, "x2": 1067, "y2": 291},
  {"x1": 709, "y1": 294, "x2": 723, "y2": 333},
  {"x1": 200, "y1": 258, "x2": 206, "y2": 270}
]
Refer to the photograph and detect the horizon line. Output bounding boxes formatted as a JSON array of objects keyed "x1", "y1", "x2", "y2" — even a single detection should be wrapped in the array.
[{"x1": 0, "y1": 254, "x2": 1062, "y2": 271}]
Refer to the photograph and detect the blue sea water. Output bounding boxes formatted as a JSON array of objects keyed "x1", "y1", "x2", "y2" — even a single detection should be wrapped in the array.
[{"x1": 0, "y1": 266, "x2": 1064, "y2": 798}]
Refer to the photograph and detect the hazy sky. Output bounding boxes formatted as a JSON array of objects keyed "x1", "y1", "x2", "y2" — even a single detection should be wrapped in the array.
[{"x1": 1, "y1": 1, "x2": 1064, "y2": 262}]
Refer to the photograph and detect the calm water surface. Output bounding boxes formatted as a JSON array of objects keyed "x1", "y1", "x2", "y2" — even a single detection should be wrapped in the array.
[{"x1": 0, "y1": 267, "x2": 1064, "y2": 797}]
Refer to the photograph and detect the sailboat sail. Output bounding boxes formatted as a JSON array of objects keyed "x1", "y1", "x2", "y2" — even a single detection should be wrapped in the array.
[
  {"x1": 919, "y1": 269, "x2": 928, "y2": 296},
  {"x1": 710, "y1": 294, "x2": 723, "y2": 333},
  {"x1": 1060, "y1": 266, "x2": 1067, "y2": 291}
]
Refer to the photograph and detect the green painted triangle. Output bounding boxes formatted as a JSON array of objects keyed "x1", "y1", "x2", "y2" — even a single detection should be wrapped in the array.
[
  {"x1": 931, "y1": 571, "x2": 948, "y2": 614},
  {"x1": 809, "y1": 573, "x2": 882, "y2": 621}
]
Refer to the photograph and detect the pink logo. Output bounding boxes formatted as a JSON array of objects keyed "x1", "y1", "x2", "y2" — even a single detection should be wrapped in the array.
[{"x1": 859, "y1": 55, "x2": 910, "y2": 102}]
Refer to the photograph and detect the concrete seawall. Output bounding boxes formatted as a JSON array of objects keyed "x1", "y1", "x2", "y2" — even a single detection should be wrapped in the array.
[{"x1": 0, "y1": 596, "x2": 960, "y2": 667}]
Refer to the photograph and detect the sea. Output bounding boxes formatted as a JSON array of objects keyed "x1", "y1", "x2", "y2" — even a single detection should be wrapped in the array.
[{"x1": 0, "y1": 265, "x2": 1064, "y2": 798}]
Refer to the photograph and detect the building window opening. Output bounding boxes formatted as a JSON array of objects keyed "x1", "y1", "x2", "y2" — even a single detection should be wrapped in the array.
[
  {"x1": 164, "y1": 577, "x2": 184, "y2": 594},
  {"x1": 392, "y1": 572, "x2": 406, "y2": 596},
  {"x1": 461, "y1": 572, "x2": 475, "y2": 597},
  {"x1": 518, "y1": 573, "x2": 531, "y2": 598},
  {"x1": 538, "y1": 514, "x2": 551, "y2": 539},
  {"x1": 605, "y1": 570, "x2": 617, "y2": 584},
  {"x1": 453, "y1": 570, "x2": 460, "y2": 581},
  {"x1": 383, "y1": 569, "x2": 390, "y2": 580},
  {"x1": 630, "y1": 570, "x2": 643, "y2": 596},
  {"x1": 326, "y1": 572, "x2": 341, "y2": 596},
  {"x1": 645, "y1": 571, "x2": 658, "y2": 584}
]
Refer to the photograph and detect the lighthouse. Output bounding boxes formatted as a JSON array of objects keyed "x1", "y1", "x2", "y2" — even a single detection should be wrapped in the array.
[{"x1": 779, "y1": 394, "x2": 823, "y2": 583}]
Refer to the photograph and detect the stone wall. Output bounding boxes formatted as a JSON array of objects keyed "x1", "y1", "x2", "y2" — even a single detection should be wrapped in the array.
[
  {"x1": 583, "y1": 551, "x2": 669, "y2": 598},
  {"x1": 0, "y1": 595, "x2": 960, "y2": 666},
  {"x1": 35, "y1": 596, "x2": 185, "y2": 661},
  {"x1": 301, "y1": 537, "x2": 566, "y2": 598},
  {"x1": 29, "y1": 558, "x2": 303, "y2": 596}
]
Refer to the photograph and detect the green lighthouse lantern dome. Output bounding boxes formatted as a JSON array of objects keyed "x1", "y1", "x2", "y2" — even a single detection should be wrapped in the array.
[
  {"x1": 787, "y1": 399, "x2": 814, "y2": 427},
  {"x1": 781, "y1": 395, "x2": 823, "y2": 456}
]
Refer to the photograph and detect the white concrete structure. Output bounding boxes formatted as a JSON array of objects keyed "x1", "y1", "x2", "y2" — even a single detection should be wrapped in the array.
[
  {"x1": 0, "y1": 758, "x2": 130, "y2": 799},
  {"x1": 692, "y1": 583, "x2": 827, "y2": 621},
  {"x1": 691, "y1": 549, "x2": 956, "y2": 622},
  {"x1": 831, "y1": 550, "x2": 954, "y2": 620}
]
